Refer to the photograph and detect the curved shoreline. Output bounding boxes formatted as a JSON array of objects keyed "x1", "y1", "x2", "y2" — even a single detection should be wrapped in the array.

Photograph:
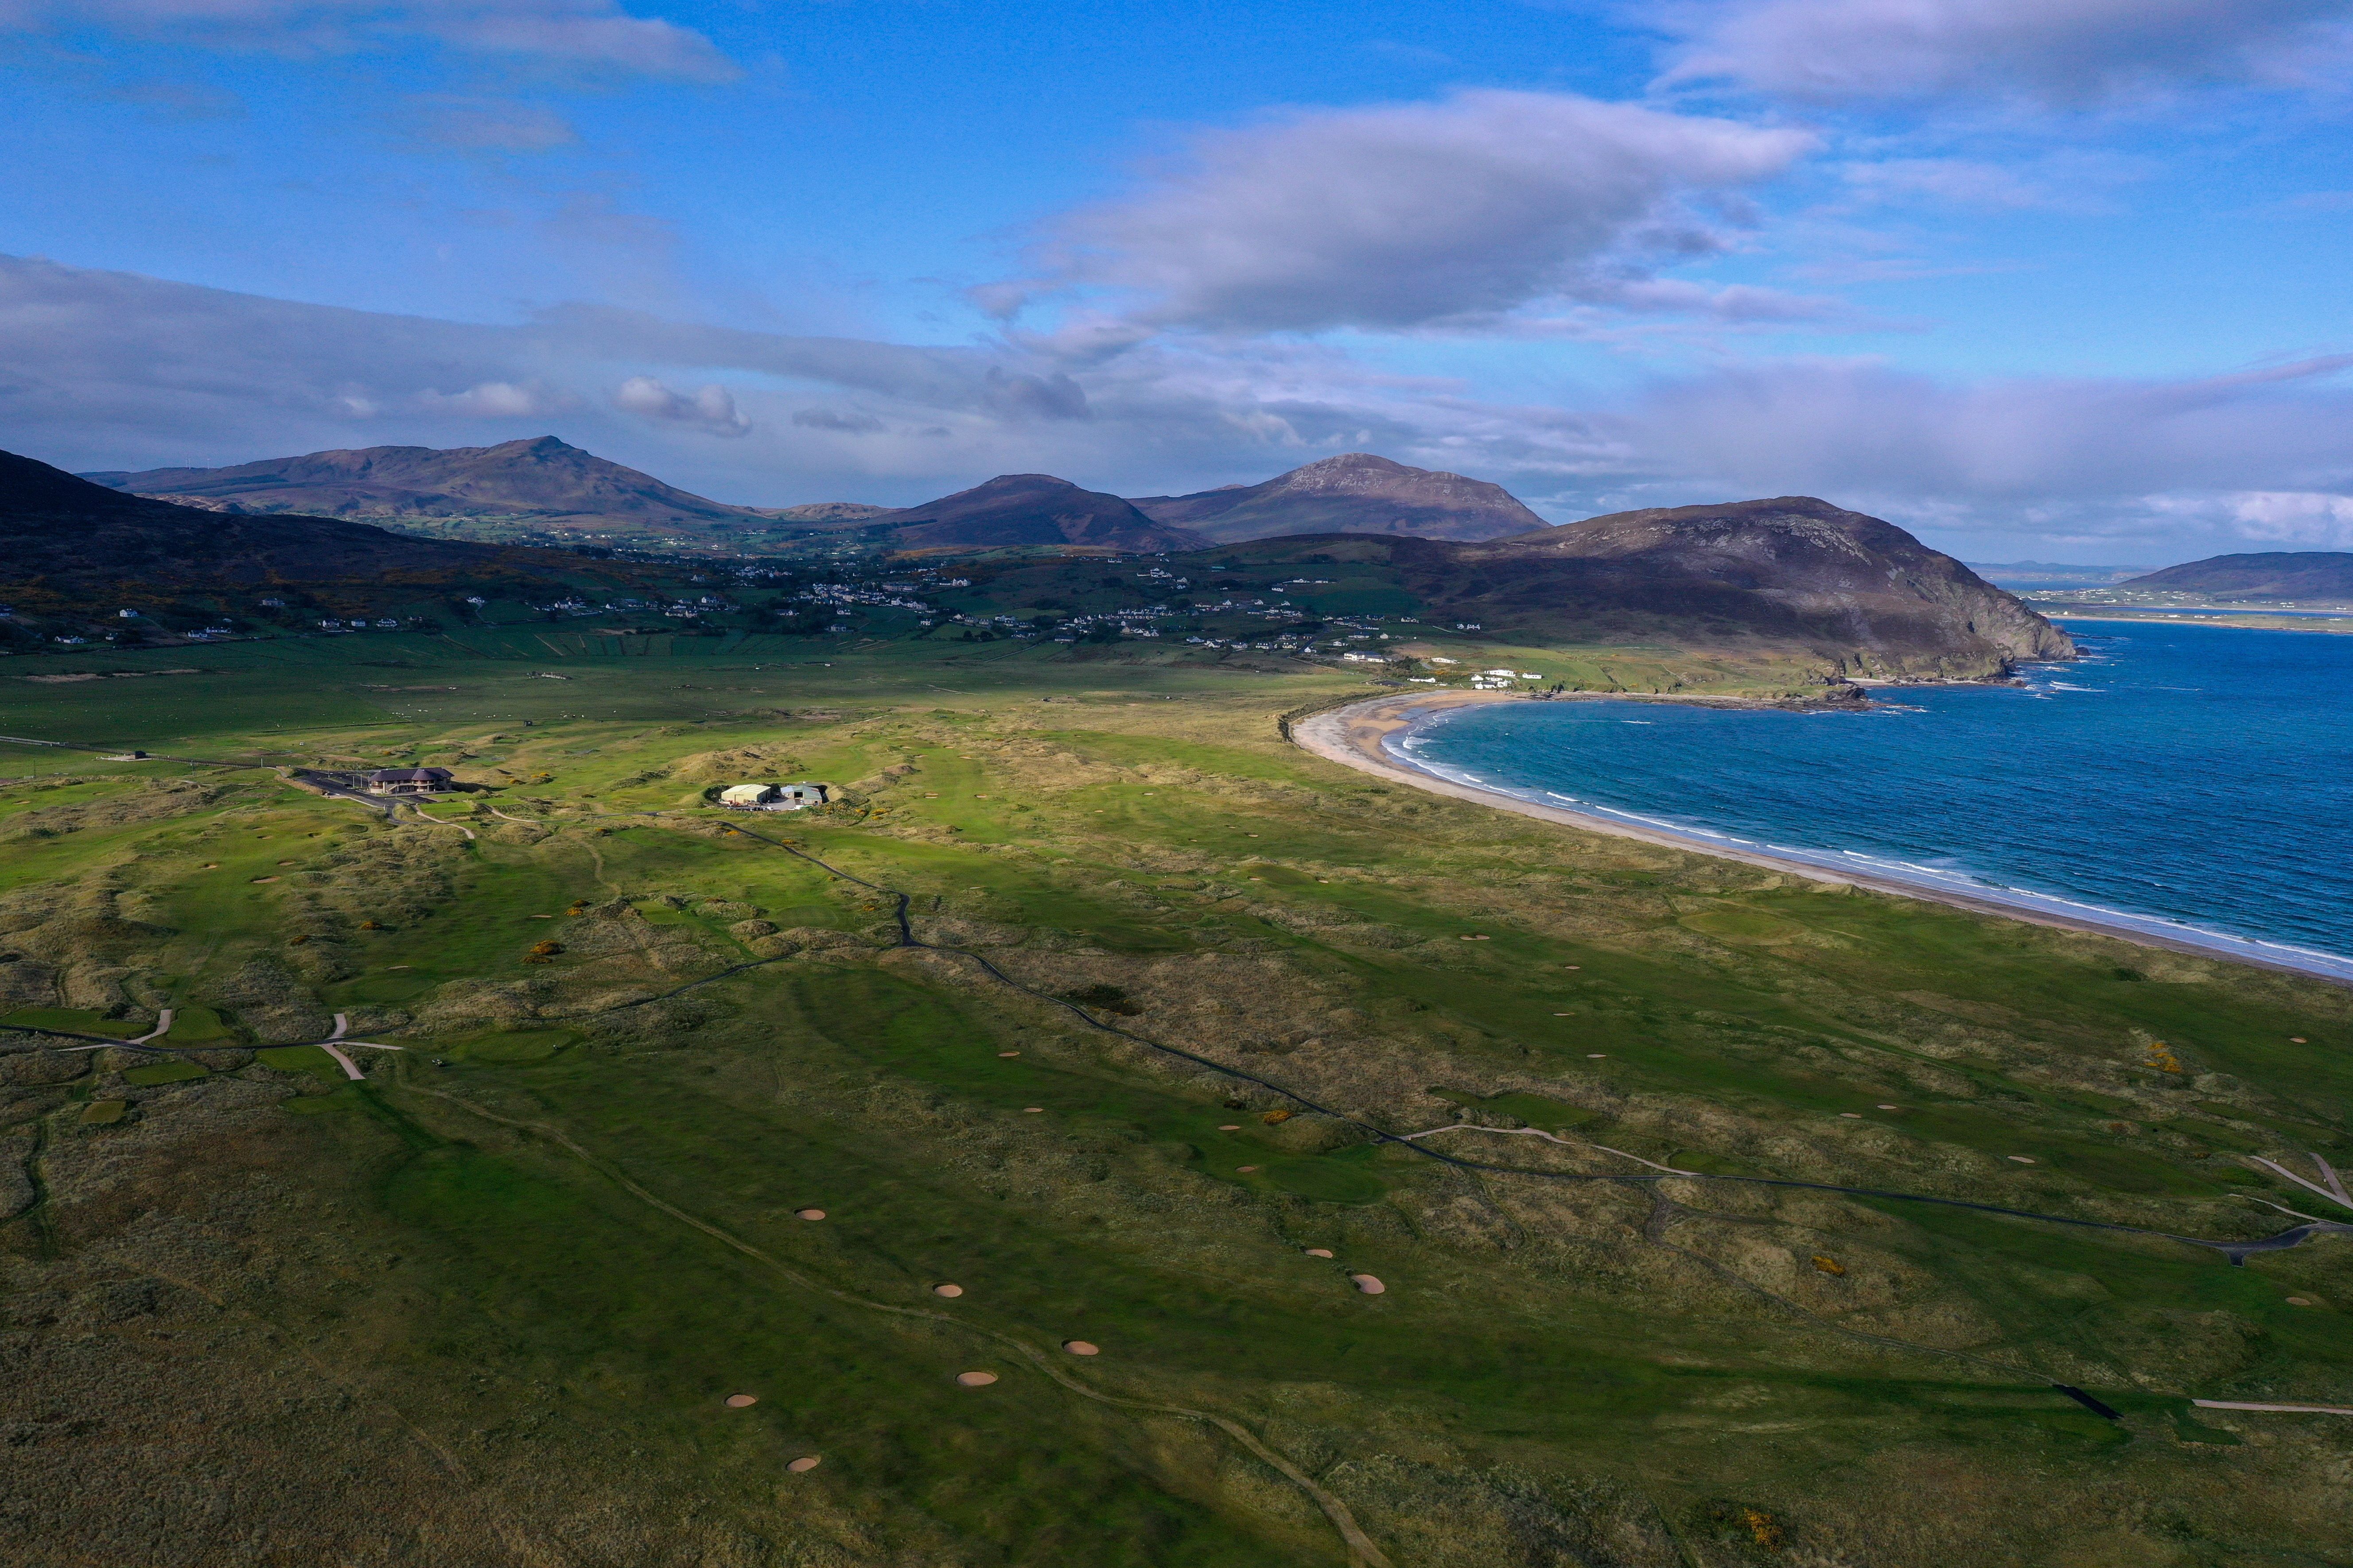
[{"x1": 1292, "y1": 690, "x2": 2353, "y2": 988}]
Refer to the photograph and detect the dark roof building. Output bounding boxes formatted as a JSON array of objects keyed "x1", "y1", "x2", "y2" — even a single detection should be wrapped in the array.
[{"x1": 364, "y1": 766, "x2": 454, "y2": 795}]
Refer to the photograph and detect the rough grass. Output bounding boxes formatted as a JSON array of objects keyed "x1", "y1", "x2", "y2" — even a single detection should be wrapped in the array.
[{"x1": 2, "y1": 632, "x2": 2350, "y2": 1567}]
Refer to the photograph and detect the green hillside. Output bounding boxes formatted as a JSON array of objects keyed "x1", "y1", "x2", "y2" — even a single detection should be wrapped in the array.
[{"x1": 1, "y1": 631, "x2": 2347, "y2": 1568}]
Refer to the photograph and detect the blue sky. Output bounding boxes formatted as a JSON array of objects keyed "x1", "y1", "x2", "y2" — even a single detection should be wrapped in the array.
[{"x1": 4, "y1": 0, "x2": 2353, "y2": 560}]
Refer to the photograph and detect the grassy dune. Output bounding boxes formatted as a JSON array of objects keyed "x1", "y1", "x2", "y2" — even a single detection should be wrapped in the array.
[{"x1": 3, "y1": 631, "x2": 2350, "y2": 1567}]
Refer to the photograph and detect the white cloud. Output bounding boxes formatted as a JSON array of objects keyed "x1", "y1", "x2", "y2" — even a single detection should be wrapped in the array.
[
  {"x1": 613, "y1": 375, "x2": 751, "y2": 436},
  {"x1": 1653, "y1": 0, "x2": 2353, "y2": 107},
  {"x1": 790, "y1": 408, "x2": 887, "y2": 434},
  {"x1": 1611, "y1": 356, "x2": 2353, "y2": 503},
  {"x1": 0, "y1": 0, "x2": 735, "y2": 81},
  {"x1": 415, "y1": 379, "x2": 571, "y2": 416},
  {"x1": 2147, "y1": 490, "x2": 2353, "y2": 546},
  {"x1": 1000, "y1": 89, "x2": 1817, "y2": 334}
]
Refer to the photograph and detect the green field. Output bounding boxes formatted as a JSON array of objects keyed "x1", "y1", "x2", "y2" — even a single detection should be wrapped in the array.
[{"x1": 2, "y1": 629, "x2": 2349, "y2": 1567}]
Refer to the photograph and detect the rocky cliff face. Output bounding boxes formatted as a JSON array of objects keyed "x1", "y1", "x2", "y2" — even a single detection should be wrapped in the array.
[
  {"x1": 1375, "y1": 495, "x2": 2074, "y2": 678},
  {"x1": 1132, "y1": 453, "x2": 1546, "y2": 543}
]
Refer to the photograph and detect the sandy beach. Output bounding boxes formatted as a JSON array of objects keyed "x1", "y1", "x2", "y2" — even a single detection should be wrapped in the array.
[{"x1": 1292, "y1": 689, "x2": 2351, "y2": 986}]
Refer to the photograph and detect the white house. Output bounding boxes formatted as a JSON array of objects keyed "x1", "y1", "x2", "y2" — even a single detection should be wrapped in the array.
[{"x1": 717, "y1": 782, "x2": 828, "y2": 811}]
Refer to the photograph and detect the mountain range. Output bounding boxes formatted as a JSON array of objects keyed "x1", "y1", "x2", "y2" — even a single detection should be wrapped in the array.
[
  {"x1": 1130, "y1": 453, "x2": 1546, "y2": 543},
  {"x1": 86, "y1": 441, "x2": 1548, "y2": 551},
  {"x1": 19, "y1": 440, "x2": 2066, "y2": 675},
  {"x1": 854, "y1": 474, "x2": 1204, "y2": 551},
  {"x1": 85, "y1": 436, "x2": 779, "y2": 537},
  {"x1": 2115, "y1": 551, "x2": 2353, "y2": 601},
  {"x1": 2, "y1": 448, "x2": 591, "y2": 612}
]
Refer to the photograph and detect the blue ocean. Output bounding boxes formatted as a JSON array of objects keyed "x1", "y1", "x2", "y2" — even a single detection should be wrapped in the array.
[{"x1": 1395, "y1": 621, "x2": 2353, "y2": 981}]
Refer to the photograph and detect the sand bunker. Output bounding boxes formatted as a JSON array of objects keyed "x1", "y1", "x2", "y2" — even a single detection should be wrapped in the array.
[
  {"x1": 787, "y1": 1456, "x2": 822, "y2": 1472},
  {"x1": 955, "y1": 1371, "x2": 1000, "y2": 1387},
  {"x1": 997, "y1": 1051, "x2": 1020, "y2": 1057},
  {"x1": 795, "y1": 1207, "x2": 827, "y2": 1220},
  {"x1": 1217, "y1": 1124, "x2": 1241, "y2": 1130},
  {"x1": 251, "y1": 876, "x2": 279, "y2": 883},
  {"x1": 932, "y1": 1283, "x2": 965, "y2": 1298},
  {"x1": 1236, "y1": 1164, "x2": 1259, "y2": 1173},
  {"x1": 1303, "y1": 1248, "x2": 1334, "y2": 1258},
  {"x1": 1062, "y1": 1340, "x2": 1100, "y2": 1356},
  {"x1": 724, "y1": 1394, "x2": 758, "y2": 1408},
  {"x1": 2008, "y1": 1155, "x2": 2037, "y2": 1164},
  {"x1": 1023, "y1": 1106, "x2": 1043, "y2": 1113},
  {"x1": 1350, "y1": 1274, "x2": 1386, "y2": 1295}
]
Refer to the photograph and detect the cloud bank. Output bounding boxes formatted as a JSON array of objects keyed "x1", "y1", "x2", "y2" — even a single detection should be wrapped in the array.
[
  {"x1": 997, "y1": 90, "x2": 1818, "y2": 333},
  {"x1": 1654, "y1": 0, "x2": 2353, "y2": 106},
  {"x1": 613, "y1": 375, "x2": 751, "y2": 436},
  {"x1": 0, "y1": 0, "x2": 735, "y2": 80},
  {"x1": 4, "y1": 253, "x2": 2349, "y2": 561}
]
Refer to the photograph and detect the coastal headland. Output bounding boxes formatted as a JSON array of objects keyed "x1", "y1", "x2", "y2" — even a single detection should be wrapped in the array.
[{"x1": 1295, "y1": 687, "x2": 2353, "y2": 986}]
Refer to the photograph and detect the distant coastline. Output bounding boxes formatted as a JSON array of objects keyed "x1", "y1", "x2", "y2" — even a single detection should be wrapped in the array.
[
  {"x1": 1292, "y1": 689, "x2": 2353, "y2": 988},
  {"x1": 2047, "y1": 610, "x2": 2353, "y2": 634}
]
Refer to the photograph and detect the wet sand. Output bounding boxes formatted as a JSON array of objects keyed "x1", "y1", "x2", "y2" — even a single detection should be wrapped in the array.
[{"x1": 1292, "y1": 691, "x2": 2346, "y2": 986}]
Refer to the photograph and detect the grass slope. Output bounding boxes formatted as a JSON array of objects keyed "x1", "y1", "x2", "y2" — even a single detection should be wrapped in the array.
[{"x1": 1, "y1": 631, "x2": 2349, "y2": 1568}]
